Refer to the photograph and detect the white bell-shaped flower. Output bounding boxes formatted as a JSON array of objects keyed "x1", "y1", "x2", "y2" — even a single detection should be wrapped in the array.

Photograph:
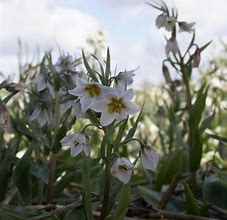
[
  {"x1": 178, "y1": 21, "x2": 195, "y2": 33},
  {"x1": 165, "y1": 37, "x2": 179, "y2": 56},
  {"x1": 140, "y1": 146, "x2": 159, "y2": 171},
  {"x1": 111, "y1": 157, "x2": 134, "y2": 184},
  {"x1": 61, "y1": 132, "x2": 90, "y2": 157}
]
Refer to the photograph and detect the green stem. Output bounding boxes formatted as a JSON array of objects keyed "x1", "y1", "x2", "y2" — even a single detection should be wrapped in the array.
[
  {"x1": 47, "y1": 91, "x2": 61, "y2": 203},
  {"x1": 99, "y1": 142, "x2": 112, "y2": 220},
  {"x1": 46, "y1": 153, "x2": 57, "y2": 203}
]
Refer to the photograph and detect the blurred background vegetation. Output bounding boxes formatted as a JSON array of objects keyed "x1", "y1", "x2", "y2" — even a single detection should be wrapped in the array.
[{"x1": 0, "y1": 23, "x2": 227, "y2": 220}]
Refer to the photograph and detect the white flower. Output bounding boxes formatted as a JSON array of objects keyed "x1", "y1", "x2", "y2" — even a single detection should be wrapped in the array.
[
  {"x1": 165, "y1": 16, "x2": 176, "y2": 32},
  {"x1": 165, "y1": 37, "x2": 179, "y2": 56},
  {"x1": 156, "y1": 14, "x2": 167, "y2": 28},
  {"x1": 32, "y1": 74, "x2": 46, "y2": 91},
  {"x1": 29, "y1": 106, "x2": 53, "y2": 127},
  {"x1": 60, "y1": 100, "x2": 85, "y2": 119},
  {"x1": 111, "y1": 157, "x2": 134, "y2": 184},
  {"x1": 92, "y1": 88, "x2": 139, "y2": 126},
  {"x1": 65, "y1": 71, "x2": 88, "y2": 88},
  {"x1": 60, "y1": 132, "x2": 90, "y2": 157},
  {"x1": 178, "y1": 21, "x2": 195, "y2": 33},
  {"x1": 69, "y1": 78, "x2": 110, "y2": 112},
  {"x1": 140, "y1": 146, "x2": 159, "y2": 171},
  {"x1": 55, "y1": 55, "x2": 74, "y2": 73},
  {"x1": 32, "y1": 74, "x2": 55, "y2": 98},
  {"x1": 115, "y1": 67, "x2": 138, "y2": 89}
]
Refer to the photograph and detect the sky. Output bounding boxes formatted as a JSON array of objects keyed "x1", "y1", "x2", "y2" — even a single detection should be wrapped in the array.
[{"x1": 0, "y1": 0, "x2": 227, "y2": 87}]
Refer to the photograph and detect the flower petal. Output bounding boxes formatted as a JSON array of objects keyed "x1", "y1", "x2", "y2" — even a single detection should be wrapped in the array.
[
  {"x1": 61, "y1": 134, "x2": 75, "y2": 146},
  {"x1": 80, "y1": 96, "x2": 92, "y2": 111},
  {"x1": 83, "y1": 145, "x2": 91, "y2": 156},
  {"x1": 91, "y1": 100, "x2": 107, "y2": 112},
  {"x1": 123, "y1": 88, "x2": 134, "y2": 100},
  {"x1": 71, "y1": 144, "x2": 83, "y2": 157},
  {"x1": 100, "y1": 111, "x2": 115, "y2": 126},
  {"x1": 125, "y1": 101, "x2": 139, "y2": 115},
  {"x1": 141, "y1": 147, "x2": 159, "y2": 171}
]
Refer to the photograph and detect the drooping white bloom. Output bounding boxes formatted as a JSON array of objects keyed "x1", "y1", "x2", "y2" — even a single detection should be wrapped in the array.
[
  {"x1": 165, "y1": 16, "x2": 176, "y2": 32},
  {"x1": 32, "y1": 74, "x2": 55, "y2": 98},
  {"x1": 69, "y1": 78, "x2": 110, "y2": 112},
  {"x1": 92, "y1": 88, "x2": 139, "y2": 126},
  {"x1": 29, "y1": 106, "x2": 53, "y2": 127},
  {"x1": 115, "y1": 67, "x2": 138, "y2": 89},
  {"x1": 111, "y1": 157, "x2": 134, "y2": 184},
  {"x1": 178, "y1": 21, "x2": 195, "y2": 33},
  {"x1": 60, "y1": 100, "x2": 85, "y2": 119},
  {"x1": 55, "y1": 55, "x2": 75, "y2": 73},
  {"x1": 156, "y1": 14, "x2": 167, "y2": 28},
  {"x1": 60, "y1": 132, "x2": 90, "y2": 157},
  {"x1": 165, "y1": 37, "x2": 179, "y2": 56},
  {"x1": 64, "y1": 71, "x2": 88, "y2": 88},
  {"x1": 32, "y1": 74, "x2": 46, "y2": 91},
  {"x1": 140, "y1": 146, "x2": 159, "y2": 171}
]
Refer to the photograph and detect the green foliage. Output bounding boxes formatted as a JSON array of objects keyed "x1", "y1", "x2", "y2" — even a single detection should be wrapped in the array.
[{"x1": 0, "y1": 1, "x2": 227, "y2": 219}]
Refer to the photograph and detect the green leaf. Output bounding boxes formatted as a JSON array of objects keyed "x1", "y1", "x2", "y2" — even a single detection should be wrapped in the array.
[
  {"x1": 189, "y1": 127, "x2": 203, "y2": 172},
  {"x1": 86, "y1": 109, "x2": 100, "y2": 126},
  {"x1": 0, "y1": 153, "x2": 10, "y2": 201},
  {"x1": 10, "y1": 117, "x2": 35, "y2": 141},
  {"x1": 113, "y1": 119, "x2": 128, "y2": 152},
  {"x1": 104, "y1": 47, "x2": 111, "y2": 85},
  {"x1": 100, "y1": 123, "x2": 115, "y2": 160},
  {"x1": 64, "y1": 208, "x2": 86, "y2": 220},
  {"x1": 30, "y1": 159, "x2": 49, "y2": 184},
  {"x1": 207, "y1": 133, "x2": 227, "y2": 143},
  {"x1": 82, "y1": 154, "x2": 94, "y2": 220},
  {"x1": 199, "y1": 40, "x2": 212, "y2": 52},
  {"x1": 107, "y1": 181, "x2": 122, "y2": 215},
  {"x1": 123, "y1": 105, "x2": 143, "y2": 143},
  {"x1": 138, "y1": 186, "x2": 160, "y2": 206},
  {"x1": 199, "y1": 110, "x2": 215, "y2": 133},
  {"x1": 0, "y1": 205, "x2": 39, "y2": 220},
  {"x1": 184, "y1": 183, "x2": 200, "y2": 215},
  {"x1": 114, "y1": 183, "x2": 131, "y2": 220},
  {"x1": 82, "y1": 50, "x2": 98, "y2": 82},
  {"x1": 13, "y1": 147, "x2": 32, "y2": 204},
  {"x1": 53, "y1": 124, "x2": 67, "y2": 153},
  {"x1": 155, "y1": 149, "x2": 188, "y2": 191},
  {"x1": 202, "y1": 176, "x2": 227, "y2": 209},
  {"x1": 189, "y1": 84, "x2": 209, "y2": 129},
  {"x1": 189, "y1": 84, "x2": 209, "y2": 171}
]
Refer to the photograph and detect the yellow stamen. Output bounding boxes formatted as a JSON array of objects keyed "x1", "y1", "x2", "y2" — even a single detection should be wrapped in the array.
[
  {"x1": 107, "y1": 98, "x2": 126, "y2": 113},
  {"x1": 84, "y1": 84, "x2": 101, "y2": 97}
]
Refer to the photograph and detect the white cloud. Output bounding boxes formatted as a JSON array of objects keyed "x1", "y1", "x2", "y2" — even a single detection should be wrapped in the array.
[{"x1": 0, "y1": 0, "x2": 102, "y2": 79}]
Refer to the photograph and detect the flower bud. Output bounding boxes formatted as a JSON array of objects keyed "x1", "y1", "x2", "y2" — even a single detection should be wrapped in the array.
[
  {"x1": 162, "y1": 64, "x2": 172, "y2": 84},
  {"x1": 193, "y1": 47, "x2": 201, "y2": 67},
  {"x1": 140, "y1": 145, "x2": 159, "y2": 171}
]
